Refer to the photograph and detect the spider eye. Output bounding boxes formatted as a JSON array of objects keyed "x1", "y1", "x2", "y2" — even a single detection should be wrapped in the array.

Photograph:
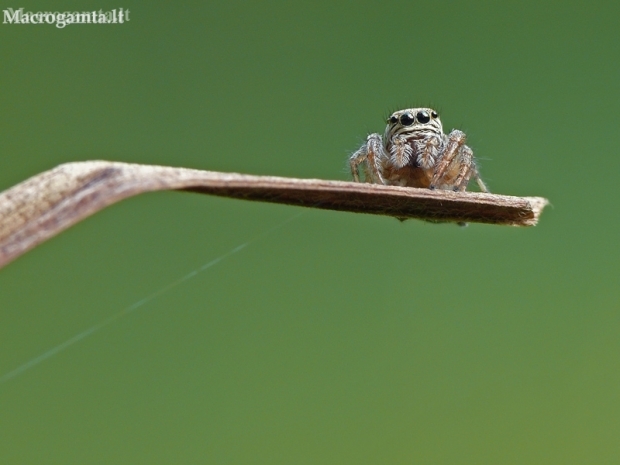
[
  {"x1": 388, "y1": 115, "x2": 398, "y2": 124},
  {"x1": 431, "y1": 110, "x2": 438, "y2": 119},
  {"x1": 399, "y1": 113, "x2": 415, "y2": 126},
  {"x1": 417, "y1": 111, "x2": 430, "y2": 124}
]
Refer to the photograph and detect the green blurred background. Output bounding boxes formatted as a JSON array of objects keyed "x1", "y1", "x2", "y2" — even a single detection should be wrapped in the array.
[{"x1": 1, "y1": 0, "x2": 618, "y2": 463}]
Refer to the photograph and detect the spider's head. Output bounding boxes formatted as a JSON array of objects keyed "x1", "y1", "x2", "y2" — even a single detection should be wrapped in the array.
[{"x1": 385, "y1": 108, "x2": 443, "y2": 141}]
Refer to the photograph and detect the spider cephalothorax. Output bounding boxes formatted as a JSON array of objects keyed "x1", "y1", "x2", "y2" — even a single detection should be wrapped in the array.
[{"x1": 349, "y1": 108, "x2": 488, "y2": 192}]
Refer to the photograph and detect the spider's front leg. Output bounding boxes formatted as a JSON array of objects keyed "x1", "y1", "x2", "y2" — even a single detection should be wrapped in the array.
[
  {"x1": 349, "y1": 133, "x2": 389, "y2": 184},
  {"x1": 450, "y1": 147, "x2": 489, "y2": 192},
  {"x1": 430, "y1": 130, "x2": 489, "y2": 192},
  {"x1": 448, "y1": 145, "x2": 476, "y2": 192},
  {"x1": 429, "y1": 129, "x2": 467, "y2": 190}
]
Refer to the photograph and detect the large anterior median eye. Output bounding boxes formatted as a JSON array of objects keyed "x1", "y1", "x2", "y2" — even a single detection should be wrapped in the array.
[
  {"x1": 417, "y1": 111, "x2": 430, "y2": 124},
  {"x1": 399, "y1": 113, "x2": 415, "y2": 126}
]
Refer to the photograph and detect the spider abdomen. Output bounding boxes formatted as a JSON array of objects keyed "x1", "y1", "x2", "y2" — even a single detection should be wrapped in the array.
[{"x1": 384, "y1": 164, "x2": 434, "y2": 188}]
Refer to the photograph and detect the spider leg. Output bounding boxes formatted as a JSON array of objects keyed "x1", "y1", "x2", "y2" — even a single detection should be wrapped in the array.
[
  {"x1": 473, "y1": 165, "x2": 489, "y2": 192},
  {"x1": 349, "y1": 144, "x2": 367, "y2": 182},
  {"x1": 452, "y1": 146, "x2": 474, "y2": 192},
  {"x1": 349, "y1": 133, "x2": 387, "y2": 184},
  {"x1": 429, "y1": 129, "x2": 467, "y2": 189},
  {"x1": 453, "y1": 149, "x2": 490, "y2": 192}
]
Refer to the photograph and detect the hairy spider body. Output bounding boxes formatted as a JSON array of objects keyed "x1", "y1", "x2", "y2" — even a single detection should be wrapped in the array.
[{"x1": 350, "y1": 108, "x2": 488, "y2": 193}]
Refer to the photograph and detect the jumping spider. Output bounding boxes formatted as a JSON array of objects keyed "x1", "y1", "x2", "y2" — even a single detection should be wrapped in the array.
[{"x1": 349, "y1": 108, "x2": 488, "y2": 193}]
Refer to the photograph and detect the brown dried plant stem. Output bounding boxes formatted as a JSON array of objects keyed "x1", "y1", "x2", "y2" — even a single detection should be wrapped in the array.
[{"x1": 0, "y1": 161, "x2": 548, "y2": 270}]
